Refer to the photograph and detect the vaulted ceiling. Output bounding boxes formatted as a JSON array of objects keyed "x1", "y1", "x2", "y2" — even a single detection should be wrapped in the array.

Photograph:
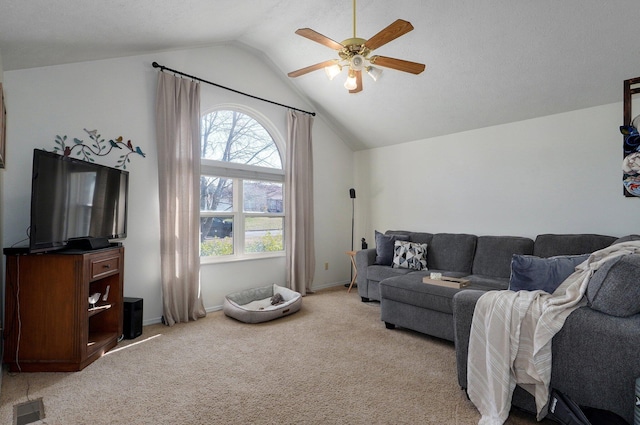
[{"x1": 1, "y1": 1, "x2": 639, "y2": 150}]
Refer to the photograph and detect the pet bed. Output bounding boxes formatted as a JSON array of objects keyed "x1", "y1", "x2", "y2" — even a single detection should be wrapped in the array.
[{"x1": 223, "y1": 284, "x2": 302, "y2": 324}]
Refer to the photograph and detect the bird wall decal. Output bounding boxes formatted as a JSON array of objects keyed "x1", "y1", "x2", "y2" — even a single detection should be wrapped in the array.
[{"x1": 51, "y1": 128, "x2": 145, "y2": 169}]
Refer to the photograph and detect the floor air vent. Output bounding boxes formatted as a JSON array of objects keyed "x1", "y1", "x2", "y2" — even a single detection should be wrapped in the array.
[{"x1": 13, "y1": 398, "x2": 45, "y2": 425}]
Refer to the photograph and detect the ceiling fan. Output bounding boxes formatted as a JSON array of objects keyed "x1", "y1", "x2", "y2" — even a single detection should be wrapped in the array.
[{"x1": 287, "y1": 0, "x2": 426, "y2": 93}]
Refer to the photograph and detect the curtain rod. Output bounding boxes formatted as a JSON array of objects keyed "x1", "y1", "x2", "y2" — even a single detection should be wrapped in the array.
[{"x1": 152, "y1": 61, "x2": 316, "y2": 116}]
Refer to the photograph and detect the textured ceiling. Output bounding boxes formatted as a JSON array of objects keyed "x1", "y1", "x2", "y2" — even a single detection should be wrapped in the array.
[{"x1": 1, "y1": 1, "x2": 639, "y2": 150}]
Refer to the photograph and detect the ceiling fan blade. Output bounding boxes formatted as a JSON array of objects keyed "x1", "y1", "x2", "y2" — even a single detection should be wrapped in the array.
[
  {"x1": 288, "y1": 60, "x2": 339, "y2": 78},
  {"x1": 349, "y1": 70, "x2": 363, "y2": 94},
  {"x1": 363, "y1": 19, "x2": 414, "y2": 51},
  {"x1": 295, "y1": 28, "x2": 344, "y2": 51},
  {"x1": 370, "y1": 56, "x2": 426, "y2": 74}
]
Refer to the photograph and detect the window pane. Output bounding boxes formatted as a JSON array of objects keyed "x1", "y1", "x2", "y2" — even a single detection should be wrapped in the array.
[
  {"x1": 200, "y1": 216, "x2": 233, "y2": 256},
  {"x1": 200, "y1": 176, "x2": 232, "y2": 212},
  {"x1": 245, "y1": 217, "x2": 284, "y2": 253},
  {"x1": 201, "y1": 110, "x2": 282, "y2": 169},
  {"x1": 200, "y1": 108, "x2": 286, "y2": 259},
  {"x1": 243, "y1": 180, "x2": 283, "y2": 213}
]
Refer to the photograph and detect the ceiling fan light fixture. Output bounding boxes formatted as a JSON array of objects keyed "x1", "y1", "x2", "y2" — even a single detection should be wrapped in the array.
[
  {"x1": 344, "y1": 70, "x2": 358, "y2": 90},
  {"x1": 324, "y1": 64, "x2": 342, "y2": 80},
  {"x1": 350, "y1": 54, "x2": 366, "y2": 71},
  {"x1": 366, "y1": 66, "x2": 383, "y2": 82}
]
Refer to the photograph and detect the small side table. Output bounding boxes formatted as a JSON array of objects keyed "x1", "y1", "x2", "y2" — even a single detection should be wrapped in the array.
[{"x1": 346, "y1": 251, "x2": 357, "y2": 293}]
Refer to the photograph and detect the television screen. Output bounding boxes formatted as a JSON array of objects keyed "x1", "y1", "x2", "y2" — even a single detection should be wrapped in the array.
[{"x1": 29, "y1": 149, "x2": 129, "y2": 253}]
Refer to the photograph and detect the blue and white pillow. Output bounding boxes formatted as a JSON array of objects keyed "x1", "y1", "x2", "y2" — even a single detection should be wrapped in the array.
[{"x1": 392, "y1": 240, "x2": 428, "y2": 270}]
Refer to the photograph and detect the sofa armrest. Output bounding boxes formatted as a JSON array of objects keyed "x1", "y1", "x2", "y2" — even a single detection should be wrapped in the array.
[
  {"x1": 355, "y1": 249, "x2": 376, "y2": 286},
  {"x1": 452, "y1": 289, "x2": 486, "y2": 389},
  {"x1": 551, "y1": 307, "x2": 640, "y2": 423},
  {"x1": 453, "y1": 289, "x2": 640, "y2": 423}
]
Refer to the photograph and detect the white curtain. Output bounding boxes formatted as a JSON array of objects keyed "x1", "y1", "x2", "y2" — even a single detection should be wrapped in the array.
[
  {"x1": 155, "y1": 72, "x2": 206, "y2": 326},
  {"x1": 285, "y1": 110, "x2": 315, "y2": 295}
]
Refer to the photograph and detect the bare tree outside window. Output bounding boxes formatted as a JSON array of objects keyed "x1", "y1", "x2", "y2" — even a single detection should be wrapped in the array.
[
  {"x1": 201, "y1": 110, "x2": 281, "y2": 168},
  {"x1": 200, "y1": 110, "x2": 284, "y2": 258}
]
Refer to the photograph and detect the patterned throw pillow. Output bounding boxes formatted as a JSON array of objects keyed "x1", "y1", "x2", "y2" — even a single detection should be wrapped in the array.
[{"x1": 392, "y1": 240, "x2": 428, "y2": 270}]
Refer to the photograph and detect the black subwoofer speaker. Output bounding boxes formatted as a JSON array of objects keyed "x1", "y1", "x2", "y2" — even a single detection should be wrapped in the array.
[{"x1": 123, "y1": 297, "x2": 143, "y2": 340}]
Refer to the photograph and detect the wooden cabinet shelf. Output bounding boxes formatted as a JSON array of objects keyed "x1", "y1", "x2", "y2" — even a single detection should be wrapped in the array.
[
  {"x1": 87, "y1": 331, "x2": 116, "y2": 357},
  {"x1": 3, "y1": 246, "x2": 124, "y2": 372},
  {"x1": 88, "y1": 304, "x2": 113, "y2": 317}
]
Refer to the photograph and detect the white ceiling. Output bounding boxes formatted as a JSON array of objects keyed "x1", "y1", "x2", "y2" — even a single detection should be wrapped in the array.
[{"x1": 1, "y1": 1, "x2": 639, "y2": 150}]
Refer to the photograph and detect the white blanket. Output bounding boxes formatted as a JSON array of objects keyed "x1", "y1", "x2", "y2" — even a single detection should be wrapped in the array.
[{"x1": 467, "y1": 241, "x2": 640, "y2": 425}]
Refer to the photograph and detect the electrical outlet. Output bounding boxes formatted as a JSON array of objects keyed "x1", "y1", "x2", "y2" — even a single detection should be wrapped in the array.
[{"x1": 324, "y1": 262, "x2": 329, "y2": 270}]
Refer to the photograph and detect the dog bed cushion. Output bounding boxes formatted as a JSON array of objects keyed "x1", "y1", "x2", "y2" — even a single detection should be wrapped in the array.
[{"x1": 223, "y1": 284, "x2": 302, "y2": 323}]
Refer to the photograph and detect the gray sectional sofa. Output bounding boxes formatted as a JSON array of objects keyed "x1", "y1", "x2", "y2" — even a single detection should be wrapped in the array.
[
  {"x1": 355, "y1": 230, "x2": 640, "y2": 423},
  {"x1": 355, "y1": 231, "x2": 615, "y2": 341}
]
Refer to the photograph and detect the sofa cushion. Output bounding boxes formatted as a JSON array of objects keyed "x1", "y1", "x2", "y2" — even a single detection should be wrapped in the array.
[
  {"x1": 392, "y1": 240, "x2": 428, "y2": 270},
  {"x1": 466, "y1": 275, "x2": 510, "y2": 291},
  {"x1": 385, "y1": 230, "x2": 412, "y2": 238},
  {"x1": 407, "y1": 232, "x2": 434, "y2": 245},
  {"x1": 381, "y1": 273, "x2": 504, "y2": 314},
  {"x1": 533, "y1": 234, "x2": 616, "y2": 258},
  {"x1": 508, "y1": 254, "x2": 589, "y2": 293},
  {"x1": 586, "y1": 254, "x2": 640, "y2": 317},
  {"x1": 472, "y1": 236, "x2": 534, "y2": 278},
  {"x1": 367, "y1": 264, "x2": 413, "y2": 283},
  {"x1": 428, "y1": 233, "x2": 477, "y2": 273},
  {"x1": 380, "y1": 274, "x2": 459, "y2": 314},
  {"x1": 612, "y1": 234, "x2": 640, "y2": 245},
  {"x1": 385, "y1": 230, "x2": 434, "y2": 246},
  {"x1": 374, "y1": 231, "x2": 409, "y2": 266}
]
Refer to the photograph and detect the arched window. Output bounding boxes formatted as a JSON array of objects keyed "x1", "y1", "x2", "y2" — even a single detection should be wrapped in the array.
[{"x1": 199, "y1": 109, "x2": 284, "y2": 260}]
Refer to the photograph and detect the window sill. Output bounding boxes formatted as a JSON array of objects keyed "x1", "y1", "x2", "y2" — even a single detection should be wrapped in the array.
[{"x1": 200, "y1": 252, "x2": 285, "y2": 266}]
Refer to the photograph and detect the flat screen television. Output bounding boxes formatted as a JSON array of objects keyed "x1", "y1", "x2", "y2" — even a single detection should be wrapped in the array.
[{"x1": 29, "y1": 149, "x2": 129, "y2": 253}]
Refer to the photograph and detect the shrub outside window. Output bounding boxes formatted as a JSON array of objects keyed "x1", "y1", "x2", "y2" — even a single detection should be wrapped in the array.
[{"x1": 200, "y1": 109, "x2": 284, "y2": 260}]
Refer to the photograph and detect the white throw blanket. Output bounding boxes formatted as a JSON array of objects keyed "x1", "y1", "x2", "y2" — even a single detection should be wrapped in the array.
[{"x1": 467, "y1": 241, "x2": 640, "y2": 425}]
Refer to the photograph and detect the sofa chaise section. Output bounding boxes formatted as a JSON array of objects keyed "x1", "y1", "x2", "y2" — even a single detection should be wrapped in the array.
[{"x1": 379, "y1": 234, "x2": 535, "y2": 341}]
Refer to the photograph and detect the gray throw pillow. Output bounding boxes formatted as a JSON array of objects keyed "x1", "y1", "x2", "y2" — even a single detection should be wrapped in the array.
[
  {"x1": 509, "y1": 254, "x2": 589, "y2": 294},
  {"x1": 586, "y1": 254, "x2": 640, "y2": 317},
  {"x1": 374, "y1": 231, "x2": 409, "y2": 266},
  {"x1": 611, "y1": 234, "x2": 640, "y2": 245}
]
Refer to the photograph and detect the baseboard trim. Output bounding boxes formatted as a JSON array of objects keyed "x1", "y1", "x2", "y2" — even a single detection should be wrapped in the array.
[
  {"x1": 142, "y1": 281, "x2": 350, "y2": 326},
  {"x1": 311, "y1": 281, "x2": 350, "y2": 291}
]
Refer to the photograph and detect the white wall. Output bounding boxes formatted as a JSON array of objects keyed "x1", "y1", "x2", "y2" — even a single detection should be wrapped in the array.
[
  {"x1": 354, "y1": 102, "x2": 640, "y2": 241},
  {"x1": 2, "y1": 44, "x2": 354, "y2": 325}
]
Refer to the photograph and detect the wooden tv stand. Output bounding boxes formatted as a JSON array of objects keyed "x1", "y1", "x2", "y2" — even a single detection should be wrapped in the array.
[{"x1": 3, "y1": 245, "x2": 124, "y2": 372}]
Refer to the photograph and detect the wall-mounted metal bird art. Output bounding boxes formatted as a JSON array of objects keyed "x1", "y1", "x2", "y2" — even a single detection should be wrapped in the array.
[{"x1": 51, "y1": 127, "x2": 146, "y2": 169}]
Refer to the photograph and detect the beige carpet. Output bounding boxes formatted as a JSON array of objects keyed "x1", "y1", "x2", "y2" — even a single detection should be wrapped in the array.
[{"x1": 0, "y1": 286, "x2": 554, "y2": 424}]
